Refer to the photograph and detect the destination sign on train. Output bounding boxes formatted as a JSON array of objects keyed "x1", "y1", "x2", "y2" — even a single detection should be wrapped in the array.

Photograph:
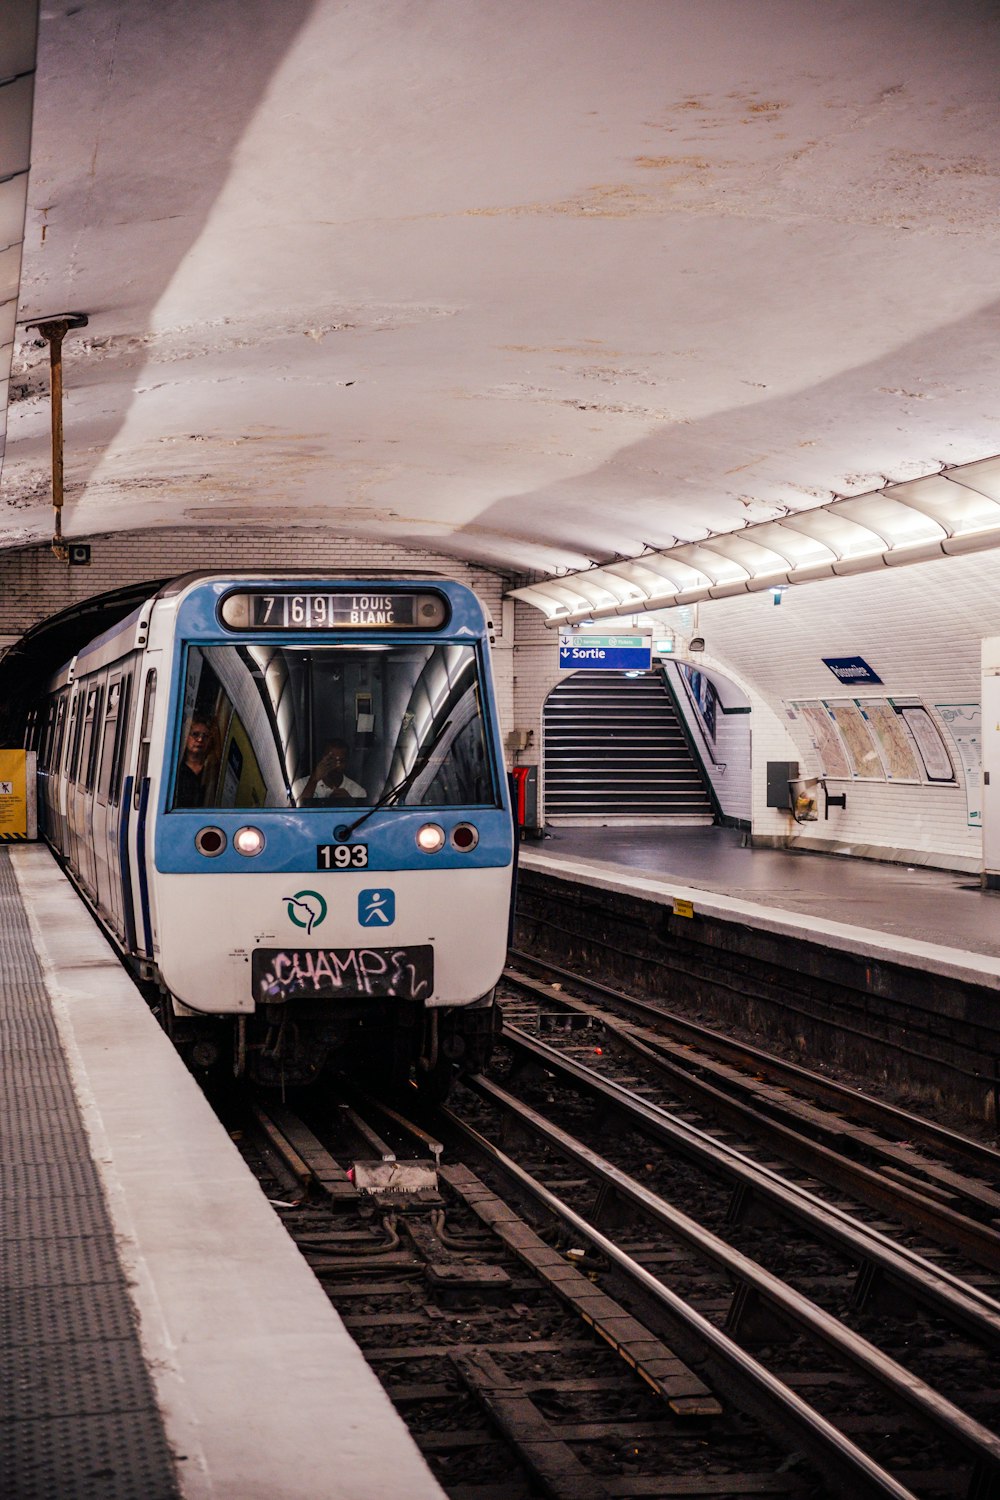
[{"x1": 220, "y1": 590, "x2": 448, "y2": 630}]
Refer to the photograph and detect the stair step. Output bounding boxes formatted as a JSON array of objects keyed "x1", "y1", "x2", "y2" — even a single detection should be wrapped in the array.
[{"x1": 543, "y1": 668, "x2": 713, "y2": 820}]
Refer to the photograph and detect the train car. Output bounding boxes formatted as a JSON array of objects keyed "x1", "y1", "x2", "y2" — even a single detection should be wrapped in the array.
[{"x1": 31, "y1": 572, "x2": 515, "y2": 1091}]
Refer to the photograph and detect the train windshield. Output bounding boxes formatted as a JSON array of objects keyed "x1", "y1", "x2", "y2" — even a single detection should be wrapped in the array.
[{"x1": 169, "y1": 642, "x2": 498, "y2": 811}]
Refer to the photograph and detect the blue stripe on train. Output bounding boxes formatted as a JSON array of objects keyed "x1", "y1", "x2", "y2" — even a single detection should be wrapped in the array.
[{"x1": 154, "y1": 805, "x2": 513, "y2": 874}]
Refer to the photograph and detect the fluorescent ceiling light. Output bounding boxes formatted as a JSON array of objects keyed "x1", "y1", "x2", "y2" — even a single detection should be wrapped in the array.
[{"x1": 510, "y1": 459, "x2": 1000, "y2": 626}]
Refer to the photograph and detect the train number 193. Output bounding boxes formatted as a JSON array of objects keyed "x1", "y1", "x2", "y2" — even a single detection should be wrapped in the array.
[{"x1": 316, "y1": 843, "x2": 369, "y2": 869}]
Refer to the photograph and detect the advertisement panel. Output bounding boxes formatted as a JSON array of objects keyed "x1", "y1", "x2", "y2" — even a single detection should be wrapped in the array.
[{"x1": 0, "y1": 750, "x2": 36, "y2": 841}]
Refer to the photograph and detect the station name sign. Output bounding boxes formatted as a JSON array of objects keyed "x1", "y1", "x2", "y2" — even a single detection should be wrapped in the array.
[
  {"x1": 559, "y1": 632, "x2": 652, "y2": 671},
  {"x1": 821, "y1": 655, "x2": 883, "y2": 685}
]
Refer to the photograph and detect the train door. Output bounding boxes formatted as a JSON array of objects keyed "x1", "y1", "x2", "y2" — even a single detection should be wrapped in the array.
[
  {"x1": 75, "y1": 680, "x2": 104, "y2": 899},
  {"x1": 62, "y1": 687, "x2": 86, "y2": 878},
  {"x1": 123, "y1": 666, "x2": 157, "y2": 958},
  {"x1": 33, "y1": 699, "x2": 56, "y2": 837},
  {"x1": 48, "y1": 695, "x2": 69, "y2": 850},
  {"x1": 93, "y1": 670, "x2": 131, "y2": 934},
  {"x1": 107, "y1": 669, "x2": 135, "y2": 941}
]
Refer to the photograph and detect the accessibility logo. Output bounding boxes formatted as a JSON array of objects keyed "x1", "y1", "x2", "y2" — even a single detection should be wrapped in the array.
[{"x1": 358, "y1": 889, "x2": 395, "y2": 927}]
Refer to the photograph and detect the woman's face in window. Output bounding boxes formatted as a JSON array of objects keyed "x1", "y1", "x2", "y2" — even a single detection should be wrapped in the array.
[{"x1": 186, "y1": 723, "x2": 210, "y2": 753}]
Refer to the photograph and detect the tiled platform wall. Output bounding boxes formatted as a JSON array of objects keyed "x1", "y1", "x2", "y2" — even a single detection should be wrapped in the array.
[{"x1": 0, "y1": 527, "x2": 515, "y2": 758}]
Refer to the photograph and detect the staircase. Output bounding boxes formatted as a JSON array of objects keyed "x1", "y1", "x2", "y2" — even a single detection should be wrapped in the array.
[{"x1": 543, "y1": 669, "x2": 714, "y2": 823}]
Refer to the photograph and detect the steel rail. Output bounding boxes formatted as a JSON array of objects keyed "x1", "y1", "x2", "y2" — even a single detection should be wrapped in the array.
[
  {"x1": 511, "y1": 908, "x2": 1000, "y2": 1108},
  {"x1": 439, "y1": 1096, "x2": 922, "y2": 1500},
  {"x1": 460, "y1": 1071, "x2": 1000, "y2": 1491},
  {"x1": 507, "y1": 950, "x2": 1000, "y2": 1171},
  {"x1": 500, "y1": 1021, "x2": 1000, "y2": 1343},
  {"x1": 504, "y1": 966, "x2": 1000, "y2": 1267}
]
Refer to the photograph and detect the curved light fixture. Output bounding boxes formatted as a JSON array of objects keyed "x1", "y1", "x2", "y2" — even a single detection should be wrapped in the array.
[{"x1": 509, "y1": 456, "x2": 1000, "y2": 626}]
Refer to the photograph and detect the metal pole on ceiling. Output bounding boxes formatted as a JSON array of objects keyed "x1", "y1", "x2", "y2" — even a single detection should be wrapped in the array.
[{"x1": 25, "y1": 313, "x2": 88, "y2": 562}]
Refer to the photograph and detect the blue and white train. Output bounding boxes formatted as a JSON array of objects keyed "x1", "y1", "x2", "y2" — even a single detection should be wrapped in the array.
[{"x1": 30, "y1": 572, "x2": 515, "y2": 1090}]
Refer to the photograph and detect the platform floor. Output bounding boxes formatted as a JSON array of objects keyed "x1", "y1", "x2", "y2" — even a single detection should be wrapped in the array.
[
  {"x1": 522, "y1": 824, "x2": 1000, "y2": 980},
  {"x1": 0, "y1": 844, "x2": 444, "y2": 1500}
]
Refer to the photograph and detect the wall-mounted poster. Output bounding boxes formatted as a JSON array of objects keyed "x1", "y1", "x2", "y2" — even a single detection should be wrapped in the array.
[
  {"x1": 896, "y1": 704, "x2": 955, "y2": 783},
  {"x1": 858, "y1": 701, "x2": 922, "y2": 783},
  {"x1": 791, "y1": 702, "x2": 853, "y2": 780},
  {"x1": 680, "y1": 663, "x2": 717, "y2": 743},
  {"x1": 935, "y1": 703, "x2": 981, "y2": 826},
  {"x1": 824, "y1": 701, "x2": 884, "y2": 780}
]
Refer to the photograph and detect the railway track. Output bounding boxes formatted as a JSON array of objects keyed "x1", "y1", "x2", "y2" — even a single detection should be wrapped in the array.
[
  {"x1": 213, "y1": 950, "x2": 1000, "y2": 1500},
  {"x1": 225, "y1": 1005, "x2": 1000, "y2": 1500},
  {"x1": 450, "y1": 957, "x2": 1000, "y2": 1500},
  {"x1": 230, "y1": 1086, "x2": 832, "y2": 1500},
  {"x1": 511, "y1": 872, "x2": 1000, "y2": 1127},
  {"x1": 499, "y1": 953, "x2": 1000, "y2": 1265}
]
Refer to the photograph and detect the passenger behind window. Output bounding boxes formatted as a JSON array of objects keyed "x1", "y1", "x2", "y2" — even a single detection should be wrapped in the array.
[
  {"x1": 174, "y1": 713, "x2": 220, "y2": 807},
  {"x1": 295, "y1": 737, "x2": 367, "y2": 806}
]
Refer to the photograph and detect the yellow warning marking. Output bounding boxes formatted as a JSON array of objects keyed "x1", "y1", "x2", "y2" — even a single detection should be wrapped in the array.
[
  {"x1": 0, "y1": 751, "x2": 28, "y2": 838},
  {"x1": 673, "y1": 898, "x2": 695, "y2": 919}
]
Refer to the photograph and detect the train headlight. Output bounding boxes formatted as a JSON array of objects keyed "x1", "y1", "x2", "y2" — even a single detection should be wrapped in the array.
[
  {"x1": 450, "y1": 822, "x2": 479, "y2": 851},
  {"x1": 194, "y1": 827, "x2": 226, "y2": 857},
  {"x1": 416, "y1": 822, "x2": 446, "y2": 853},
  {"x1": 233, "y1": 825, "x2": 266, "y2": 857}
]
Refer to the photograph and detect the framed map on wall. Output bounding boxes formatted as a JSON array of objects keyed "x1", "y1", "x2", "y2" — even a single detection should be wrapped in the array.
[
  {"x1": 824, "y1": 701, "x2": 884, "y2": 780},
  {"x1": 790, "y1": 702, "x2": 853, "y2": 780},
  {"x1": 897, "y1": 704, "x2": 955, "y2": 783},
  {"x1": 787, "y1": 698, "x2": 951, "y2": 786},
  {"x1": 857, "y1": 701, "x2": 922, "y2": 783}
]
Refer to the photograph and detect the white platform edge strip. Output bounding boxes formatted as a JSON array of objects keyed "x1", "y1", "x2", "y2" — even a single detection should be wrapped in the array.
[
  {"x1": 10, "y1": 844, "x2": 445, "y2": 1500},
  {"x1": 519, "y1": 849, "x2": 1000, "y2": 992}
]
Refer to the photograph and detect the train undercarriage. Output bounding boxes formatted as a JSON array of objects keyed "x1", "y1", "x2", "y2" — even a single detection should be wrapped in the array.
[{"x1": 162, "y1": 988, "x2": 499, "y2": 1096}]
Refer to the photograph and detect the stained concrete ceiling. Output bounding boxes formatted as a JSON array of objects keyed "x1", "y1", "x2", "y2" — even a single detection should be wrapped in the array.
[{"x1": 3, "y1": 0, "x2": 1000, "y2": 590}]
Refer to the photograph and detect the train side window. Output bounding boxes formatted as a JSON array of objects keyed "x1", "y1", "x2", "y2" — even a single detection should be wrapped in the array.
[
  {"x1": 36, "y1": 703, "x2": 55, "y2": 768},
  {"x1": 134, "y1": 669, "x2": 157, "y2": 808},
  {"x1": 43, "y1": 703, "x2": 57, "y2": 768},
  {"x1": 52, "y1": 697, "x2": 67, "y2": 774},
  {"x1": 108, "y1": 673, "x2": 133, "y2": 807},
  {"x1": 97, "y1": 678, "x2": 122, "y2": 803},
  {"x1": 66, "y1": 694, "x2": 85, "y2": 782},
  {"x1": 25, "y1": 706, "x2": 42, "y2": 757},
  {"x1": 81, "y1": 684, "x2": 104, "y2": 792}
]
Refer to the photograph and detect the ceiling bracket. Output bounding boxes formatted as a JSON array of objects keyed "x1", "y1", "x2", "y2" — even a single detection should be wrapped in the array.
[{"x1": 24, "y1": 313, "x2": 89, "y2": 562}]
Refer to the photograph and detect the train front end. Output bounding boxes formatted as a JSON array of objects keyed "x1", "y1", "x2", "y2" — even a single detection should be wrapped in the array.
[{"x1": 151, "y1": 576, "x2": 514, "y2": 1089}]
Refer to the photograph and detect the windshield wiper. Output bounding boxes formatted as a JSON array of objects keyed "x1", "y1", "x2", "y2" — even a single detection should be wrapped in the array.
[{"x1": 334, "y1": 731, "x2": 448, "y2": 841}]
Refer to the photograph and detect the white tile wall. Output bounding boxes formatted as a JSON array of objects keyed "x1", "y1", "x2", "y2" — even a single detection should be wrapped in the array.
[
  {"x1": 0, "y1": 529, "x2": 508, "y2": 634},
  {"x1": 0, "y1": 525, "x2": 514, "y2": 747},
  {"x1": 654, "y1": 549, "x2": 1000, "y2": 869},
  {"x1": 9, "y1": 530, "x2": 996, "y2": 870},
  {"x1": 663, "y1": 660, "x2": 752, "y2": 823},
  {"x1": 509, "y1": 549, "x2": 1000, "y2": 869}
]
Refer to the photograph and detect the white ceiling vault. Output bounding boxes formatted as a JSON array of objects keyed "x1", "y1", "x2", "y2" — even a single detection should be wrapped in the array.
[{"x1": 2, "y1": 0, "x2": 1000, "y2": 609}]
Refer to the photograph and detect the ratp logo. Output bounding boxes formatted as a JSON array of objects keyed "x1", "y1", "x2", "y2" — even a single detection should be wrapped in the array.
[{"x1": 283, "y1": 890, "x2": 328, "y2": 934}]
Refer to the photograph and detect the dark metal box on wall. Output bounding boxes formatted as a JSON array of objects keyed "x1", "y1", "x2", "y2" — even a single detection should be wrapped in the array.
[{"x1": 766, "y1": 761, "x2": 799, "y2": 810}]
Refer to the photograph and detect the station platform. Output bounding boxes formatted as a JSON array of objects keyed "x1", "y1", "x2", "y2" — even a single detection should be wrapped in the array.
[
  {"x1": 0, "y1": 844, "x2": 444, "y2": 1500},
  {"x1": 519, "y1": 823, "x2": 1000, "y2": 990}
]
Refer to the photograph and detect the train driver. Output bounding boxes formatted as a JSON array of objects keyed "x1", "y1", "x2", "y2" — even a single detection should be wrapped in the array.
[{"x1": 298, "y1": 737, "x2": 367, "y2": 805}]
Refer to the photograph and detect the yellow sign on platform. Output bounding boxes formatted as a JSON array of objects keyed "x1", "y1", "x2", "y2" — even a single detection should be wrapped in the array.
[
  {"x1": 0, "y1": 750, "x2": 35, "y2": 841},
  {"x1": 672, "y1": 898, "x2": 695, "y2": 919}
]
